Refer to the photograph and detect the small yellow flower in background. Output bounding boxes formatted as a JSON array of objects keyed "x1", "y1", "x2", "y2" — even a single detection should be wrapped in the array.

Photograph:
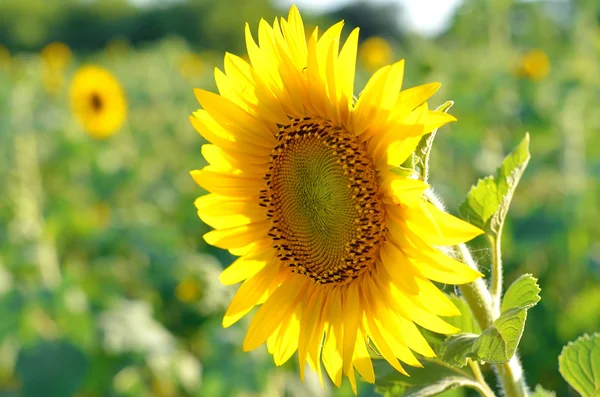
[
  {"x1": 0, "y1": 45, "x2": 10, "y2": 72},
  {"x1": 190, "y1": 6, "x2": 483, "y2": 394},
  {"x1": 358, "y1": 36, "x2": 394, "y2": 72},
  {"x1": 178, "y1": 52, "x2": 205, "y2": 81},
  {"x1": 518, "y1": 49, "x2": 550, "y2": 81},
  {"x1": 40, "y1": 42, "x2": 72, "y2": 95},
  {"x1": 175, "y1": 279, "x2": 201, "y2": 303},
  {"x1": 70, "y1": 65, "x2": 127, "y2": 139},
  {"x1": 41, "y1": 41, "x2": 72, "y2": 71}
]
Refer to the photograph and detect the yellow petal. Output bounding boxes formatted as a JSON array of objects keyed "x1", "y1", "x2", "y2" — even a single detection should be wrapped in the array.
[
  {"x1": 195, "y1": 194, "x2": 265, "y2": 230},
  {"x1": 190, "y1": 112, "x2": 270, "y2": 156},
  {"x1": 201, "y1": 144, "x2": 268, "y2": 176},
  {"x1": 194, "y1": 88, "x2": 277, "y2": 147},
  {"x1": 401, "y1": 234, "x2": 483, "y2": 284},
  {"x1": 423, "y1": 110, "x2": 457, "y2": 133},
  {"x1": 223, "y1": 261, "x2": 280, "y2": 327},
  {"x1": 273, "y1": 302, "x2": 302, "y2": 365},
  {"x1": 404, "y1": 201, "x2": 484, "y2": 246},
  {"x1": 219, "y1": 248, "x2": 274, "y2": 285},
  {"x1": 322, "y1": 288, "x2": 344, "y2": 387},
  {"x1": 393, "y1": 82, "x2": 441, "y2": 119},
  {"x1": 367, "y1": 277, "x2": 424, "y2": 365},
  {"x1": 203, "y1": 221, "x2": 271, "y2": 249},
  {"x1": 190, "y1": 169, "x2": 263, "y2": 197},
  {"x1": 342, "y1": 283, "x2": 360, "y2": 374},
  {"x1": 352, "y1": 328, "x2": 375, "y2": 383},
  {"x1": 352, "y1": 65, "x2": 390, "y2": 138},
  {"x1": 298, "y1": 287, "x2": 325, "y2": 381},
  {"x1": 381, "y1": 175, "x2": 429, "y2": 206},
  {"x1": 243, "y1": 275, "x2": 307, "y2": 351},
  {"x1": 337, "y1": 27, "x2": 359, "y2": 125},
  {"x1": 378, "y1": 240, "x2": 419, "y2": 294},
  {"x1": 222, "y1": 53, "x2": 289, "y2": 125},
  {"x1": 347, "y1": 366, "x2": 358, "y2": 395},
  {"x1": 361, "y1": 278, "x2": 408, "y2": 375},
  {"x1": 408, "y1": 305, "x2": 459, "y2": 335}
]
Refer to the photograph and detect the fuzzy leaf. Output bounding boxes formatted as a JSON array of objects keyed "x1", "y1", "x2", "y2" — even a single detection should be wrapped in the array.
[
  {"x1": 440, "y1": 277, "x2": 540, "y2": 367},
  {"x1": 459, "y1": 134, "x2": 530, "y2": 238},
  {"x1": 471, "y1": 307, "x2": 527, "y2": 363},
  {"x1": 374, "y1": 357, "x2": 480, "y2": 397},
  {"x1": 558, "y1": 333, "x2": 600, "y2": 397},
  {"x1": 439, "y1": 334, "x2": 479, "y2": 367},
  {"x1": 501, "y1": 274, "x2": 542, "y2": 313}
]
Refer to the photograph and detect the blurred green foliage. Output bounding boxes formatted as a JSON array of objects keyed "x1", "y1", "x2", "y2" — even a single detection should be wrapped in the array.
[{"x1": 0, "y1": 0, "x2": 599, "y2": 396}]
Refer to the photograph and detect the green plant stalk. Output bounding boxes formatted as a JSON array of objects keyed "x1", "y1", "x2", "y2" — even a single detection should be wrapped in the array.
[
  {"x1": 488, "y1": 234, "x2": 503, "y2": 316},
  {"x1": 427, "y1": 192, "x2": 529, "y2": 397},
  {"x1": 468, "y1": 359, "x2": 496, "y2": 397}
]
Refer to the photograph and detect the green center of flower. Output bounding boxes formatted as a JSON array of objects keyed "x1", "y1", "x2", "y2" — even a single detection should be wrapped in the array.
[{"x1": 262, "y1": 117, "x2": 386, "y2": 285}]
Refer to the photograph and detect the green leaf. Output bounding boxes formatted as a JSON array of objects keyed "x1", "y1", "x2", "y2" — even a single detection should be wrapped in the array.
[
  {"x1": 530, "y1": 384, "x2": 557, "y2": 397},
  {"x1": 414, "y1": 101, "x2": 454, "y2": 182},
  {"x1": 439, "y1": 334, "x2": 479, "y2": 367},
  {"x1": 443, "y1": 295, "x2": 481, "y2": 334},
  {"x1": 558, "y1": 333, "x2": 600, "y2": 397},
  {"x1": 440, "y1": 277, "x2": 540, "y2": 367},
  {"x1": 459, "y1": 133, "x2": 530, "y2": 238},
  {"x1": 470, "y1": 307, "x2": 527, "y2": 363},
  {"x1": 501, "y1": 274, "x2": 541, "y2": 313},
  {"x1": 374, "y1": 357, "x2": 481, "y2": 397}
]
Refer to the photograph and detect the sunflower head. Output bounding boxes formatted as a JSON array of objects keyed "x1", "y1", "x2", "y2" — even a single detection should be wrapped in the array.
[
  {"x1": 41, "y1": 41, "x2": 72, "y2": 71},
  {"x1": 70, "y1": 65, "x2": 127, "y2": 139},
  {"x1": 517, "y1": 49, "x2": 550, "y2": 81},
  {"x1": 190, "y1": 6, "x2": 483, "y2": 393},
  {"x1": 358, "y1": 36, "x2": 394, "y2": 72}
]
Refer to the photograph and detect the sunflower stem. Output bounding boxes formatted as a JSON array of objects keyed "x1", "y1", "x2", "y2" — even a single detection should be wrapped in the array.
[
  {"x1": 468, "y1": 359, "x2": 495, "y2": 397},
  {"x1": 456, "y1": 243, "x2": 495, "y2": 330},
  {"x1": 488, "y1": 234, "x2": 503, "y2": 316}
]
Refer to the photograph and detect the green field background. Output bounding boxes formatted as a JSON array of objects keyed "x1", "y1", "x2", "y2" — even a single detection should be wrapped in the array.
[{"x1": 0, "y1": 0, "x2": 599, "y2": 396}]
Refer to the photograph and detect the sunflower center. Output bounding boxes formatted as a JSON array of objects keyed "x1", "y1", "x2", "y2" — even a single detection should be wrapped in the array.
[
  {"x1": 262, "y1": 117, "x2": 386, "y2": 285},
  {"x1": 90, "y1": 92, "x2": 103, "y2": 112}
]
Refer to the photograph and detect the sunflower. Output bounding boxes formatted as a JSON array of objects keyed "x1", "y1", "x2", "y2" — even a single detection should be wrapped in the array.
[
  {"x1": 190, "y1": 6, "x2": 483, "y2": 393},
  {"x1": 41, "y1": 41, "x2": 72, "y2": 71},
  {"x1": 517, "y1": 49, "x2": 550, "y2": 81},
  {"x1": 358, "y1": 36, "x2": 393, "y2": 72},
  {"x1": 70, "y1": 66, "x2": 127, "y2": 139}
]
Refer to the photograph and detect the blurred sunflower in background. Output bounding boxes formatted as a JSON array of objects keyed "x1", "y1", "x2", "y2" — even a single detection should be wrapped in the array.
[
  {"x1": 190, "y1": 5, "x2": 483, "y2": 393},
  {"x1": 517, "y1": 48, "x2": 550, "y2": 81},
  {"x1": 358, "y1": 36, "x2": 394, "y2": 72},
  {"x1": 41, "y1": 41, "x2": 73, "y2": 95},
  {"x1": 41, "y1": 41, "x2": 72, "y2": 71},
  {"x1": 70, "y1": 65, "x2": 127, "y2": 139}
]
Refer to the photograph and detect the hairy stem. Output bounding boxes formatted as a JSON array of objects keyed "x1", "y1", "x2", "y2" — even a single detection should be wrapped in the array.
[
  {"x1": 468, "y1": 359, "x2": 496, "y2": 397},
  {"x1": 488, "y1": 234, "x2": 503, "y2": 316},
  {"x1": 456, "y1": 243, "x2": 496, "y2": 329}
]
